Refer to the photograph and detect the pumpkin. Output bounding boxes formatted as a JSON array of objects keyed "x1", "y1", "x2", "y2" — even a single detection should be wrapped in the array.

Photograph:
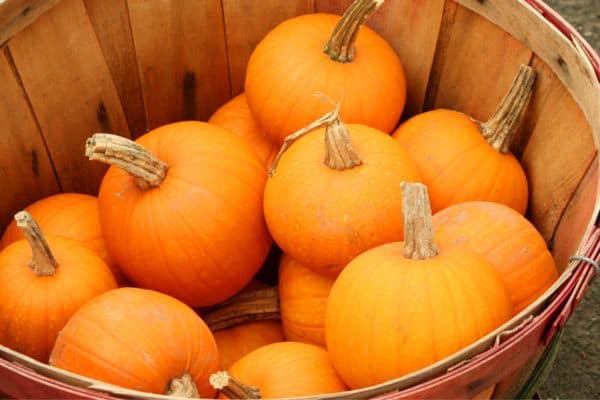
[
  {"x1": 279, "y1": 254, "x2": 333, "y2": 346},
  {"x1": 326, "y1": 183, "x2": 513, "y2": 389},
  {"x1": 50, "y1": 287, "x2": 219, "y2": 397},
  {"x1": 86, "y1": 122, "x2": 272, "y2": 307},
  {"x1": 245, "y1": 0, "x2": 406, "y2": 145},
  {"x1": 208, "y1": 94, "x2": 278, "y2": 169},
  {"x1": 210, "y1": 342, "x2": 347, "y2": 398},
  {"x1": 264, "y1": 108, "x2": 421, "y2": 277},
  {"x1": 1, "y1": 193, "x2": 127, "y2": 285},
  {"x1": 433, "y1": 201, "x2": 558, "y2": 313},
  {"x1": 0, "y1": 211, "x2": 116, "y2": 362},
  {"x1": 393, "y1": 65, "x2": 534, "y2": 214}
]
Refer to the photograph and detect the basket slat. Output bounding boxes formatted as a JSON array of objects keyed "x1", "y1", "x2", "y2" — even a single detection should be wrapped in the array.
[
  {"x1": 0, "y1": 0, "x2": 59, "y2": 45},
  {"x1": 7, "y1": 0, "x2": 130, "y2": 194},
  {"x1": 0, "y1": 50, "x2": 60, "y2": 229},
  {"x1": 84, "y1": 0, "x2": 146, "y2": 137},
  {"x1": 127, "y1": 0, "x2": 230, "y2": 129}
]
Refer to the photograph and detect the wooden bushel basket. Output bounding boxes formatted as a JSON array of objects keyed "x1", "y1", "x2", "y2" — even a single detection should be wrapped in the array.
[{"x1": 0, "y1": 0, "x2": 598, "y2": 398}]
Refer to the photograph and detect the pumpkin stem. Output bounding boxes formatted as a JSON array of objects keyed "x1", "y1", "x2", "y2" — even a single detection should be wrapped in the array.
[
  {"x1": 209, "y1": 371, "x2": 261, "y2": 399},
  {"x1": 85, "y1": 133, "x2": 168, "y2": 190},
  {"x1": 401, "y1": 182, "x2": 438, "y2": 260},
  {"x1": 166, "y1": 373, "x2": 199, "y2": 398},
  {"x1": 14, "y1": 211, "x2": 58, "y2": 276},
  {"x1": 324, "y1": 114, "x2": 362, "y2": 170},
  {"x1": 480, "y1": 64, "x2": 536, "y2": 153},
  {"x1": 202, "y1": 287, "x2": 280, "y2": 331},
  {"x1": 324, "y1": 0, "x2": 384, "y2": 62}
]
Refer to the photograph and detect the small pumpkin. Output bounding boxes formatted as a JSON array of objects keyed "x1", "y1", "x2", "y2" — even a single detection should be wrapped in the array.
[
  {"x1": 433, "y1": 201, "x2": 558, "y2": 313},
  {"x1": 393, "y1": 65, "x2": 534, "y2": 214},
  {"x1": 264, "y1": 108, "x2": 421, "y2": 277},
  {"x1": 208, "y1": 94, "x2": 277, "y2": 169},
  {"x1": 0, "y1": 211, "x2": 116, "y2": 362},
  {"x1": 279, "y1": 254, "x2": 333, "y2": 346},
  {"x1": 326, "y1": 183, "x2": 513, "y2": 389},
  {"x1": 50, "y1": 287, "x2": 219, "y2": 397},
  {"x1": 210, "y1": 342, "x2": 347, "y2": 398},
  {"x1": 245, "y1": 0, "x2": 406, "y2": 145},
  {"x1": 1, "y1": 193, "x2": 127, "y2": 285},
  {"x1": 87, "y1": 122, "x2": 272, "y2": 307}
]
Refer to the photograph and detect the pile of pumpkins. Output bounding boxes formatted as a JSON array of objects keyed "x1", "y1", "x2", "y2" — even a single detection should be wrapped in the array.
[{"x1": 0, "y1": 0, "x2": 559, "y2": 398}]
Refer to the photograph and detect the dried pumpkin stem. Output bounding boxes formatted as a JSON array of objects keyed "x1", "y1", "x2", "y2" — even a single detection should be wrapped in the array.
[
  {"x1": 202, "y1": 287, "x2": 280, "y2": 331},
  {"x1": 14, "y1": 211, "x2": 58, "y2": 276},
  {"x1": 401, "y1": 182, "x2": 438, "y2": 260},
  {"x1": 166, "y1": 373, "x2": 199, "y2": 398},
  {"x1": 324, "y1": 0, "x2": 384, "y2": 62},
  {"x1": 209, "y1": 371, "x2": 261, "y2": 399},
  {"x1": 324, "y1": 116, "x2": 362, "y2": 170},
  {"x1": 480, "y1": 64, "x2": 537, "y2": 153},
  {"x1": 85, "y1": 133, "x2": 168, "y2": 190}
]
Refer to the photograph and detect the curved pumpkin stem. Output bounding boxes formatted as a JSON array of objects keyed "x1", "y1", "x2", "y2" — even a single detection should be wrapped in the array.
[
  {"x1": 85, "y1": 134, "x2": 168, "y2": 190},
  {"x1": 401, "y1": 182, "x2": 438, "y2": 260},
  {"x1": 14, "y1": 211, "x2": 57, "y2": 276},
  {"x1": 166, "y1": 373, "x2": 199, "y2": 398},
  {"x1": 324, "y1": 0, "x2": 384, "y2": 63},
  {"x1": 209, "y1": 371, "x2": 261, "y2": 399},
  {"x1": 481, "y1": 64, "x2": 536, "y2": 153}
]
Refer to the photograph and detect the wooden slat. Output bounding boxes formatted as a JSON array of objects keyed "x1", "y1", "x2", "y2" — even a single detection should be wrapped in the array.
[
  {"x1": 84, "y1": 0, "x2": 146, "y2": 137},
  {"x1": 0, "y1": 0, "x2": 59, "y2": 45},
  {"x1": 316, "y1": 0, "x2": 446, "y2": 119},
  {"x1": 127, "y1": 0, "x2": 230, "y2": 129},
  {"x1": 7, "y1": 0, "x2": 130, "y2": 194},
  {"x1": 520, "y1": 56, "x2": 596, "y2": 243},
  {"x1": 222, "y1": 0, "x2": 314, "y2": 96},
  {"x1": 0, "y1": 49, "x2": 60, "y2": 229}
]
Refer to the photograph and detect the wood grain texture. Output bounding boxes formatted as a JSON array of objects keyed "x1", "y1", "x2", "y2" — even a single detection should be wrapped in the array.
[
  {"x1": 223, "y1": 0, "x2": 314, "y2": 96},
  {"x1": 127, "y1": 0, "x2": 230, "y2": 128},
  {"x1": 0, "y1": 49, "x2": 60, "y2": 229},
  {"x1": 316, "y1": 0, "x2": 446, "y2": 119},
  {"x1": 8, "y1": 0, "x2": 130, "y2": 194},
  {"x1": 84, "y1": 0, "x2": 146, "y2": 137},
  {"x1": 0, "y1": 0, "x2": 59, "y2": 44}
]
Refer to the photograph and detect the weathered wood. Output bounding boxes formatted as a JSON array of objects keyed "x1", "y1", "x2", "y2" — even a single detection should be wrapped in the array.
[
  {"x1": 84, "y1": 0, "x2": 146, "y2": 137},
  {"x1": 0, "y1": 49, "x2": 60, "y2": 229},
  {"x1": 127, "y1": 0, "x2": 230, "y2": 128},
  {"x1": 0, "y1": 0, "x2": 59, "y2": 45},
  {"x1": 8, "y1": 0, "x2": 130, "y2": 194}
]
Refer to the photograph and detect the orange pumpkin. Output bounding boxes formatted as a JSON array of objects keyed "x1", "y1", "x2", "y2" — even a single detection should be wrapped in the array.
[
  {"x1": 208, "y1": 94, "x2": 277, "y2": 169},
  {"x1": 211, "y1": 342, "x2": 347, "y2": 398},
  {"x1": 279, "y1": 254, "x2": 333, "y2": 346},
  {"x1": 245, "y1": 0, "x2": 406, "y2": 145},
  {"x1": 433, "y1": 201, "x2": 558, "y2": 313},
  {"x1": 0, "y1": 211, "x2": 116, "y2": 362},
  {"x1": 87, "y1": 122, "x2": 272, "y2": 307},
  {"x1": 50, "y1": 287, "x2": 219, "y2": 397},
  {"x1": 393, "y1": 65, "x2": 534, "y2": 214},
  {"x1": 1, "y1": 193, "x2": 127, "y2": 285},
  {"x1": 264, "y1": 109, "x2": 421, "y2": 277},
  {"x1": 326, "y1": 183, "x2": 513, "y2": 389}
]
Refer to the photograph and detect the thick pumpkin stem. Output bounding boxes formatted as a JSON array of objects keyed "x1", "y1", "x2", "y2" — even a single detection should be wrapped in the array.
[
  {"x1": 14, "y1": 211, "x2": 57, "y2": 276},
  {"x1": 480, "y1": 65, "x2": 536, "y2": 153},
  {"x1": 324, "y1": 116, "x2": 362, "y2": 170},
  {"x1": 166, "y1": 373, "x2": 199, "y2": 398},
  {"x1": 203, "y1": 287, "x2": 280, "y2": 331},
  {"x1": 324, "y1": 0, "x2": 384, "y2": 62},
  {"x1": 401, "y1": 182, "x2": 438, "y2": 260},
  {"x1": 85, "y1": 133, "x2": 168, "y2": 190},
  {"x1": 209, "y1": 371, "x2": 261, "y2": 399}
]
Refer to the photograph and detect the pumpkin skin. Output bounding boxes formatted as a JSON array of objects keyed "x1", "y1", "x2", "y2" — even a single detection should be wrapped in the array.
[
  {"x1": 0, "y1": 232, "x2": 117, "y2": 362},
  {"x1": 94, "y1": 122, "x2": 272, "y2": 307},
  {"x1": 227, "y1": 342, "x2": 347, "y2": 398},
  {"x1": 208, "y1": 94, "x2": 277, "y2": 169},
  {"x1": 245, "y1": 13, "x2": 406, "y2": 145},
  {"x1": 433, "y1": 201, "x2": 558, "y2": 313},
  {"x1": 264, "y1": 123, "x2": 421, "y2": 277},
  {"x1": 1, "y1": 193, "x2": 127, "y2": 285},
  {"x1": 393, "y1": 109, "x2": 528, "y2": 214},
  {"x1": 279, "y1": 254, "x2": 333, "y2": 346},
  {"x1": 50, "y1": 287, "x2": 219, "y2": 397}
]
